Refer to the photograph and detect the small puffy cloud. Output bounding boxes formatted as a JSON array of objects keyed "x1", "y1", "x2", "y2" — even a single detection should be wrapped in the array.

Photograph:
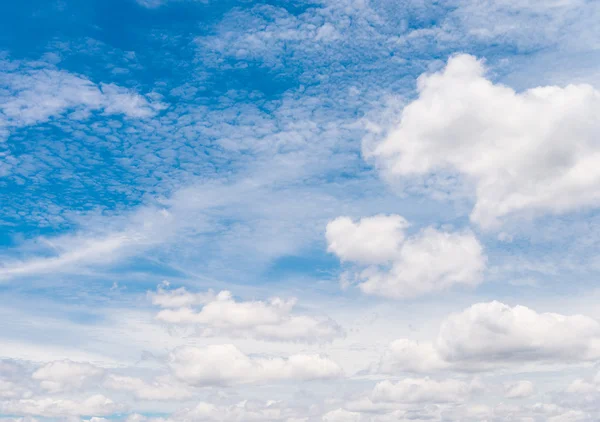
[
  {"x1": 326, "y1": 215, "x2": 486, "y2": 298},
  {"x1": 32, "y1": 360, "x2": 104, "y2": 393},
  {"x1": 148, "y1": 283, "x2": 215, "y2": 308},
  {"x1": 326, "y1": 215, "x2": 409, "y2": 265},
  {"x1": 379, "y1": 301, "x2": 600, "y2": 373},
  {"x1": 0, "y1": 395, "x2": 120, "y2": 417},
  {"x1": 151, "y1": 286, "x2": 343, "y2": 342},
  {"x1": 103, "y1": 374, "x2": 192, "y2": 401},
  {"x1": 378, "y1": 339, "x2": 448, "y2": 374},
  {"x1": 155, "y1": 290, "x2": 294, "y2": 327},
  {"x1": 504, "y1": 380, "x2": 535, "y2": 398},
  {"x1": 168, "y1": 344, "x2": 343, "y2": 386},
  {"x1": 368, "y1": 53, "x2": 600, "y2": 228},
  {"x1": 0, "y1": 60, "x2": 165, "y2": 138}
]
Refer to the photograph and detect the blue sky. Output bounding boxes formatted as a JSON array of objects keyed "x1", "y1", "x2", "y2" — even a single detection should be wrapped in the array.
[{"x1": 2, "y1": 0, "x2": 600, "y2": 421}]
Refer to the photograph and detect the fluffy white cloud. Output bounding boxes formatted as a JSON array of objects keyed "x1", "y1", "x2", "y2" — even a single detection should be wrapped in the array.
[
  {"x1": 31, "y1": 360, "x2": 104, "y2": 393},
  {"x1": 379, "y1": 301, "x2": 600, "y2": 373},
  {"x1": 103, "y1": 375, "x2": 192, "y2": 401},
  {"x1": 504, "y1": 380, "x2": 535, "y2": 398},
  {"x1": 437, "y1": 301, "x2": 600, "y2": 364},
  {"x1": 0, "y1": 395, "x2": 120, "y2": 417},
  {"x1": 151, "y1": 286, "x2": 342, "y2": 342},
  {"x1": 168, "y1": 344, "x2": 342, "y2": 386},
  {"x1": 368, "y1": 53, "x2": 600, "y2": 228},
  {"x1": 326, "y1": 215, "x2": 409, "y2": 265},
  {"x1": 326, "y1": 215, "x2": 486, "y2": 298}
]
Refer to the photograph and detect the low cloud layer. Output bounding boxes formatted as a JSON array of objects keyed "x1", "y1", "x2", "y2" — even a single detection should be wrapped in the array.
[
  {"x1": 150, "y1": 285, "x2": 343, "y2": 342},
  {"x1": 379, "y1": 301, "x2": 600, "y2": 373},
  {"x1": 168, "y1": 344, "x2": 343, "y2": 386}
]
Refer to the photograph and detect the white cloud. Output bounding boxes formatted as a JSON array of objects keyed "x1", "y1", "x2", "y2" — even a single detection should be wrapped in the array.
[
  {"x1": 0, "y1": 378, "x2": 30, "y2": 400},
  {"x1": 439, "y1": 401, "x2": 595, "y2": 422},
  {"x1": 103, "y1": 374, "x2": 192, "y2": 401},
  {"x1": 0, "y1": 235, "x2": 131, "y2": 280},
  {"x1": 326, "y1": 215, "x2": 409, "y2": 265},
  {"x1": 32, "y1": 360, "x2": 103, "y2": 393},
  {"x1": 0, "y1": 207, "x2": 173, "y2": 280},
  {"x1": 152, "y1": 286, "x2": 343, "y2": 342},
  {"x1": 445, "y1": 0, "x2": 598, "y2": 54},
  {"x1": 565, "y1": 370, "x2": 600, "y2": 395},
  {"x1": 0, "y1": 360, "x2": 32, "y2": 399},
  {"x1": 148, "y1": 283, "x2": 215, "y2": 308},
  {"x1": 0, "y1": 395, "x2": 120, "y2": 417},
  {"x1": 341, "y1": 377, "x2": 478, "y2": 420},
  {"x1": 168, "y1": 344, "x2": 343, "y2": 386},
  {"x1": 368, "y1": 53, "x2": 600, "y2": 228},
  {"x1": 566, "y1": 378, "x2": 598, "y2": 394},
  {"x1": 128, "y1": 400, "x2": 303, "y2": 422},
  {"x1": 371, "y1": 377, "x2": 471, "y2": 403},
  {"x1": 504, "y1": 380, "x2": 535, "y2": 399},
  {"x1": 437, "y1": 301, "x2": 600, "y2": 364},
  {"x1": 322, "y1": 408, "x2": 362, "y2": 422},
  {"x1": 378, "y1": 339, "x2": 449, "y2": 374},
  {"x1": 172, "y1": 400, "x2": 301, "y2": 422},
  {"x1": 326, "y1": 215, "x2": 486, "y2": 298},
  {"x1": 0, "y1": 61, "x2": 164, "y2": 138},
  {"x1": 379, "y1": 301, "x2": 600, "y2": 373},
  {"x1": 0, "y1": 418, "x2": 40, "y2": 422}
]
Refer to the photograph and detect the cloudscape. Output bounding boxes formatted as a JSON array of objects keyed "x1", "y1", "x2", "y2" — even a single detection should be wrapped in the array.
[{"x1": 2, "y1": 0, "x2": 600, "y2": 421}]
